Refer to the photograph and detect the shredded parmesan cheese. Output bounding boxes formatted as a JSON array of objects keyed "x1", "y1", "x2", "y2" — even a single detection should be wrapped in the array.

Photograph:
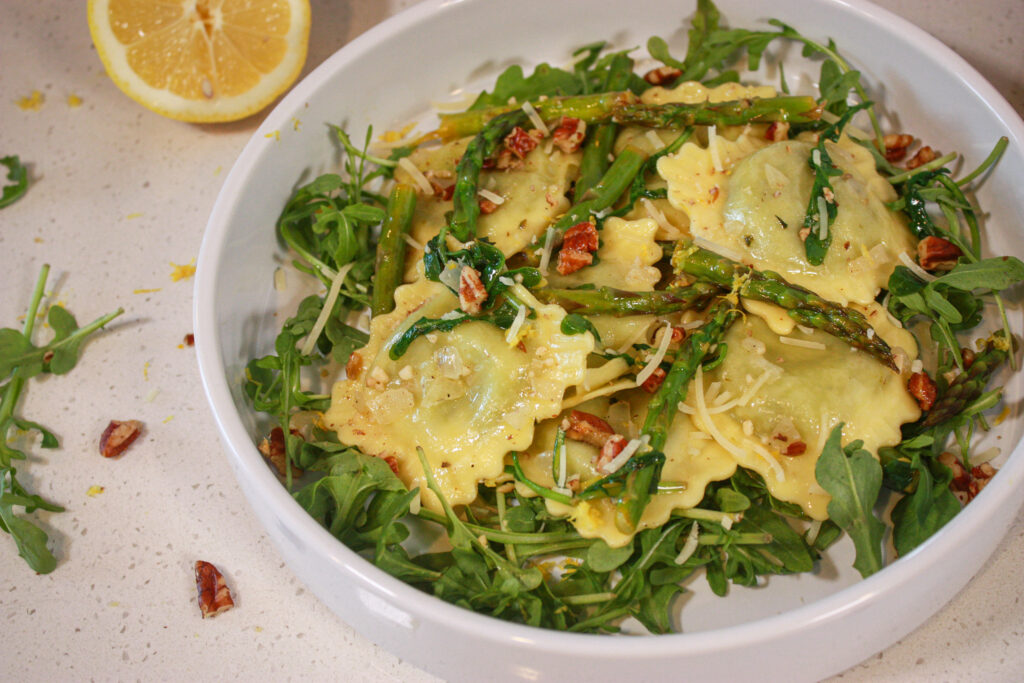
[
  {"x1": 763, "y1": 163, "x2": 789, "y2": 187},
  {"x1": 402, "y1": 234, "x2": 425, "y2": 251},
  {"x1": 898, "y1": 251, "x2": 938, "y2": 282},
  {"x1": 692, "y1": 236, "x2": 744, "y2": 262},
  {"x1": 817, "y1": 196, "x2": 829, "y2": 240},
  {"x1": 603, "y1": 435, "x2": 649, "y2": 474},
  {"x1": 636, "y1": 322, "x2": 673, "y2": 387},
  {"x1": 674, "y1": 522, "x2": 701, "y2": 564},
  {"x1": 397, "y1": 157, "x2": 434, "y2": 195},
  {"x1": 708, "y1": 125, "x2": 723, "y2": 173},
  {"x1": 556, "y1": 443, "x2": 568, "y2": 489},
  {"x1": 641, "y1": 198, "x2": 682, "y2": 238},
  {"x1": 478, "y1": 188, "x2": 505, "y2": 205},
  {"x1": 300, "y1": 263, "x2": 353, "y2": 357},
  {"x1": 538, "y1": 227, "x2": 557, "y2": 275},
  {"x1": 521, "y1": 101, "x2": 549, "y2": 136},
  {"x1": 645, "y1": 130, "x2": 664, "y2": 150},
  {"x1": 505, "y1": 302, "x2": 528, "y2": 345},
  {"x1": 778, "y1": 335, "x2": 827, "y2": 350}
]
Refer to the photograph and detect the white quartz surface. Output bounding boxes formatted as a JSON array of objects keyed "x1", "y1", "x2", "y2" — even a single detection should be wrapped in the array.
[{"x1": 1, "y1": 1, "x2": 1021, "y2": 680}]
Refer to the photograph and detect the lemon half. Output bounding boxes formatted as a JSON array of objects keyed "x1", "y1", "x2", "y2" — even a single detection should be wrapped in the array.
[{"x1": 88, "y1": 0, "x2": 311, "y2": 122}]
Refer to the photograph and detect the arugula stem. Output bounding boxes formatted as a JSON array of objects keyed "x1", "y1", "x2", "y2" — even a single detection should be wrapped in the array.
[
  {"x1": 957, "y1": 136, "x2": 1007, "y2": 187},
  {"x1": 561, "y1": 591, "x2": 616, "y2": 606},
  {"x1": 414, "y1": 508, "x2": 582, "y2": 545},
  {"x1": 886, "y1": 152, "x2": 958, "y2": 185}
]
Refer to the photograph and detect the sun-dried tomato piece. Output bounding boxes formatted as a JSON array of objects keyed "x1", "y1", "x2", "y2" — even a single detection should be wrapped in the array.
[
  {"x1": 552, "y1": 117, "x2": 586, "y2": 154},
  {"x1": 917, "y1": 235, "x2": 962, "y2": 271},
  {"x1": 99, "y1": 420, "x2": 143, "y2": 458},
  {"x1": 381, "y1": 454, "x2": 400, "y2": 475},
  {"x1": 640, "y1": 367, "x2": 667, "y2": 393},
  {"x1": 195, "y1": 561, "x2": 235, "y2": 618},
  {"x1": 908, "y1": 371, "x2": 938, "y2": 411},
  {"x1": 458, "y1": 265, "x2": 487, "y2": 315},
  {"x1": 563, "y1": 410, "x2": 614, "y2": 448},
  {"x1": 643, "y1": 65, "x2": 682, "y2": 86}
]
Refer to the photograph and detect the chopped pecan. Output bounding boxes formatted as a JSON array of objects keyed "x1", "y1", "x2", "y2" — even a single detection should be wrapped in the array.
[
  {"x1": 563, "y1": 409, "x2": 615, "y2": 448},
  {"x1": 968, "y1": 463, "x2": 997, "y2": 500},
  {"x1": 765, "y1": 121, "x2": 790, "y2": 142},
  {"x1": 345, "y1": 351, "x2": 364, "y2": 380},
  {"x1": 504, "y1": 126, "x2": 542, "y2": 159},
  {"x1": 551, "y1": 117, "x2": 586, "y2": 154},
  {"x1": 939, "y1": 452, "x2": 997, "y2": 503},
  {"x1": 494, "y1": 148, "x2": 522, "y2": 171},
  {"x1": 556, "y1": 248, "x2": 593, "y2": 275},
  {"x1": 430, "y1": 179, "x2": 455, "y2": 201},
  {"x1": 556, "y1": 221, "x2": 599, "y2": 275},
  {"x1": 258, "y1": 426, "x2": 303, "y2": 478},
  {"x1": 908, "y1": 372, "x2": 938, "y2": 411},
  {"x1": 99, "y1": 420, "x2": 143, "y2": 458},
  {"x1": 195, "y1": 561, "x2": 234, "y2": 618},
  {"x1": 562, "y1": 220, "x2": 599, "y2": 253},
  {"x1": 184, "y1": 333, "x2": 195, "y2": 346},
  {"x1": 917, "y1": 235, "x2": 961, "y2": 271},
  {"x1": 478, "y1": 197, "x2": 499, "y2": 214},
  {"x1": 643, "y1": 65, "x2": 682, "y2": 86},
  {"x1": 906, "y1": 145, "x2": 936, "y2": 169},
  {"x1": 961, "y1": 347, "x2": 976, "y2": 369},
  {"x1": 640, "y1": 367, "x2": 667, "y2": 393},
  {"x1": 596, "y1": 435, "x2": 628, "y2": 472},
  {"x1": 882, "y1": 133, "x2": 914, "y2": 162},
  {"x1": 783, "y1": 441, "x2": 807, "y2": 456},
  {"x1": 458, "y1": 265, "x2": 487, "y2": 315},
  {"x1": 938, "y1": 451, "x2": 971, "y2": 492}
]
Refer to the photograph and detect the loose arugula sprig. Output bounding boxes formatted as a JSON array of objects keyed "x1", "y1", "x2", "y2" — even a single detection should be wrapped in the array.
[
  {"x1": 0, "y1": 155, "x2": 29, "y2": 208},
  {"x1": 1, "y1": 265, "x2": 123, "y2": 573}
]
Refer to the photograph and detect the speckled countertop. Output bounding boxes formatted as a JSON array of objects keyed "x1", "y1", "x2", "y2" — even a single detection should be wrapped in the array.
[{"x1": 2, "y1": 1, "x2": 1022, "y2": 680}]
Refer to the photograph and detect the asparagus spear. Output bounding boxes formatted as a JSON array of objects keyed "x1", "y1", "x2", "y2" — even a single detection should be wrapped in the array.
[
  {"x1": 535, "y1": 283, "x2": 718, "y2": 316},
  {"x1": 918, "y1": 331, "x2": 1014, "y2": 429},
  {"x1": 423, "y1": 93, "x2": 821, "y2": 143},
  {"x1": 623, "y1": 300, "x2": 740, "y2": 529},
  {"x1": 547, "y1": 145, "x2": 648, "y2": 238},
  {"x1": 447, "y1": 110, "x2": 527, "y2": 242},
  {"x1": 573, "y1": 55, "x2": 635, "y2": 202},
  {"x1": 371, "y1": 183, "x2": 417, "y2": 316},
  {"x1": 673, "y1": 242, "x2": 898, "y2": 371}
]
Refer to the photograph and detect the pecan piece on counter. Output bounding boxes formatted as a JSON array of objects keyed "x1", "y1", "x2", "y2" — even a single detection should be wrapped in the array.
[
  {"x1": 643, "y1": 65, "x2": 682, "y2": 86},
  {"x1": 906, "y1": 145, "x2": 937, "y2": 169},
  {"x1": 882, "y1": 133, "x2": 914, "y2": 162},
  {"x1": 551, "y1": 117, "x2": 586, "y2": 154},
  {"x1": 908, "y1": 372, "x2": 938, "y2": 411},
  {"x1": 195, "y1": 561, "x2": 235, "y2": 618},
  {"x1": 458, "y1": 265, "x2": 488, "y2": 315},
  {"x1": 917, "y1": 235, "x2": 962, "y2": 271},
  {"x1": 99, "y1": 420, "x2": 143, "y2": 458}
]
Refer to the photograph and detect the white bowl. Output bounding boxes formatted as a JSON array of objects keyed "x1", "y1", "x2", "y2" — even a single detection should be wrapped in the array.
[{"x1": 195, "y1": 0, "x2": 1024, "y2": 680}]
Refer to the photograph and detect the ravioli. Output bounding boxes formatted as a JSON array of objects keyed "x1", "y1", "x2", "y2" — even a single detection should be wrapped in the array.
[
  {"x1": 660, "y1": 135, "x2": 917, "y2": 305},
  {"x1": 324, "y1": 279, "x2": 593, "y2": 511},
  {"x1": 396, "y1": 137, "x2": 580, "y2": 280},
  {"x1": 546, "y1": 216, "x2": 663, "y2": 291}
]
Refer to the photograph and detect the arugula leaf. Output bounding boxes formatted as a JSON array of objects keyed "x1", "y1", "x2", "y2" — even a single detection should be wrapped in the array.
[
  {"x1": 0, "y1": 155, "x2": 29, "y2": 208},
  {"x1": 560, "y1": 313, "x2": 602, "y2": 342},
  {"x1": 814, "y1": 425, "x2": 885, "y2": 577},
  {"x1": 802, "y1": 103, "x2": 870, "y2": 265},
  {"x1": 890, "y1": 453, "x2": 960, "y2": 557}
]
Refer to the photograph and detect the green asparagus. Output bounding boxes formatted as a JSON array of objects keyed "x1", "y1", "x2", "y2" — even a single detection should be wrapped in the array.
[
  {"x1": 919, "y1": 332, "x2": 1014, "y2": 430},
  {"x1": 673, "y1": 242, "x2": 897, "y2": 370},
  {"x1": 536, "y1": 283, "x2": 718, "y2": 316},
  {"x1": 371, "y1": 184, "x2": 417, "y2": 316}
]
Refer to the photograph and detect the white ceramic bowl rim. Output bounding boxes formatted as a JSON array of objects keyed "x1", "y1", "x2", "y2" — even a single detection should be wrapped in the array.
[{"x1": 195, "y1": 0, "x2": 1024, "y2": 662}]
